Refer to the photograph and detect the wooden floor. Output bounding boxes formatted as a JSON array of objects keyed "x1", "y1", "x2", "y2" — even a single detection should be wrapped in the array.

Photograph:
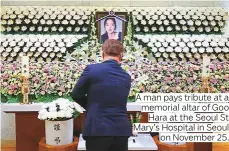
[{"x1": 1, "y1": 141, "x2": 229, "y2": 151}]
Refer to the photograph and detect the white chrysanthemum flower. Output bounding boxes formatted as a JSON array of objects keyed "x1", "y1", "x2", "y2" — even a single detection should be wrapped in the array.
[
  {"x1": 3, "y1": 14, "x2": 10, "y2": 20},
  {"x1": 165, "y1": 47, "x2": 173, "y2": 52},
  {"x1": 176, "y1": 14, "x2": 182, "y2": 20},
  {"x1": 155, "y1": 52, "x2": 161, "y2": 58},
  {"x1": 218, "y1": 21, "x2": 224, "y2": 27},
  {"x1": 78, "y1": 20, "x2": 84, "y2": 25},
  {"x1": 182, "y1": 47, "x2": 189, "y2": 53},
  {"x1": 187, "y1": 20, "x2": 194, "y2": 26},
  {"x1": 152, "y1": 15, "x2": 158, "y2": 20},
  {"x1": 46, "y1": 47, "x2": 52, "y2": 52},
  {"x1": 35, "y1": 14, "x2": 42, "y2": 19},
  {"x1": 183, "y1": 14, "x2": 190, "y2": 20},
  {"x1": 50, "y1": 26, "x2": 57, "y2": 32},
  {"x1": 60, "y1": 20, "x2": 68, "y2": 25},
  {"x1": 187, "y1": 42, "x2": 194, "y2": 48},
  {"x1": 222, "y1": 47, "x2": 229, "y2": 53},
  {"x1": 160, "y1": 15, "x2": 166, "y2": 20},
  {"x1": 30, "y1": 46, "x2": 36, "y2": 52},
  {"x1": 66, "y1": 26, "x2": 72, "y2": 32},
  {"x1": 170, "y1": 19, "x2": 176, "y2": 25},
  {"x1": 159, "y1": 26, "x2": 164, "y2": 32},
  {"x1": 213, "y1": 27, "x2": 219, "y2": 32},
  {"x1": 171, "y1": 10, "x2": 178, "y2": 15},
  {"x1": 22, "y1": 47, "x2": 29, "y2": 52},
  {"x1": 207, "y1": 16, "x2": 214, "y2": 21},
  {"x1": 175, "y1": 47, "x2": 182, "y2": 52},
  {"x1": 29, "y1": 26, "x2": 35, "y2": 31},
  {"x1": 162, "y1": 42, "x2": 168, "y2": 47},
  {"x1": 46, "y1": 20, "x2": 52, "y2": 25},
  {"x1": 141, "y1": 20, "x2": 147, "y2": 25},
  {"x1": 73, "y1": 15, "x2": 80, "y2": 20},
  {"x1": 54, "y1": 20, "x2": 60, "y2": 24},
  {"x1": 40, "y1": 19, "x2": 46, "y2": 25},
  {"x1": 170, "y1": 52, "x2": 176, "y2": 59},
  {"x1": 156, "y1": 20, "x2": 162, "y2": 25},
  {"x1": 182, "y1": 26, "x2": 188, "y2": 31},
  {"x1": 7, "y1": 19, "x2": 13, "y2": 25},
  {"x1": 58, "y1": 27, "x2": 64, "y2": 32},
  {"x1": 155, "y1": 42, "x2": 161, "y2": 48},
  {"x1": 34, "y1": 52, "x2": 40, "y2": 57},
  {"x1": 136, "y1": 14, "x2": 143, "y2": 21},
  {"x1": 13, "y1": 26, "x2": 20, "y2": 31},
  {"x1": 13, "y1": 46, "x2": 20, "y2": 52},
  {"x1": 168, "y1": 14, "x2": 174, "y2": 20},
  {"x1": 195, "y1": 41, "x2": 202, "y2": 47},
  {"x1": 151, "y1": 26, "x2": 157, "y2": 31},
  {"x1": 132, "y1": 11, "x2": 139, "y2": 16},
  {"x1": 50, "y1": 14, "x2": 56, "y2": 20},
  {"x1": 174, "y1": 37, "x2": 181, "y2": 42},
  {"x1": 214, "y1": 15, "x2": 221, "y2": 21},
  {"x1": 199, "y1": 47, "x2": 205, "y2": 53},
  {"x1": 148, "y1": 19, "x2": 154, "y2": 25},
  {"x1": 199, "y1": 15, "x2": 206, "y2": 20},
  {"x1": 82, "y1": 15, "x2": 88, "y2": 20},
  {"x1": 179, "y1": 42, "x2": 186, "y2": 48},
  {"x1": 145, "y1": 15, "x2": 151, "y2": 20},
  {"x1": 185, "y1": 52, "x2": 192, "y2": 58},
  {"x1": 135, "y1": 27, "x2": 141, "y2": 32},
  {"x1": 170, "y1": 41, "x2": 177, "y2": 47},
  {"x1": 205, "y1": 27, "x2": 211, "y2": 32},
  {"x1": 175, "y1": 25, "x2": 181, "y2": 31},
  {"x1": 210, "y1": 20, "x2": 216, "y2": 26},
  {"x1": 58, "y1": 41, "x2": 65, "y2": 47},
  {"x1": 191, "y1": 48, "x2": 198, "y2": 53},
  {"x1": 43, "y1": 14, "x2": 49, "y2": 20},
  {"x1": 151, "y1": 47, "x2": 157, "y2": 52},
  {"x1": 6, "y1": 47, "x2": 12, "y2": 52},
  {"x1": 57, "y1": 14, "x2": 64, "y2": 20},
  {"x1": 143, "y1": 26, "x2": 149, "y2": 32},
  {"x1": 162, "y1": 52, "x2": 168, "y2": 58},
  {"x1": 42, "y1": 52, "x2": 48, "y2": 58},
  {"x1": 214, "y1": 47, "x2": 221, "y2": 53},
  {"x1": 70, "y1": 20, "x2": 76, "y2": 25},
  {"x1": 65, "y1": 14, "x2": 71, "y2": 20},
  {"x1": 218, "y1": 41, "x2": 225, "y2": 47},
  {"x1": 163, "y1": 20, "x2": 169, "y2": 26}
]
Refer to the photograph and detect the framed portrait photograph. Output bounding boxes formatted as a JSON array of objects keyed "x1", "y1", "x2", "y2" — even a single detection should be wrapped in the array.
[{"x1": 96, "y1": 11, "x2": 128, "y2": 44}]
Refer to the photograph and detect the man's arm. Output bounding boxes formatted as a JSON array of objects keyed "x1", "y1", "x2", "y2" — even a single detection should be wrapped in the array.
[{"x1": 71, "y1": 65, "x2": 90, "y2": 109}]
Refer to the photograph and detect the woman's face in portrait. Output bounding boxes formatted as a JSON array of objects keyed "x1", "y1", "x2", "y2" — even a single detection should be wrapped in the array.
[{"x1": 105, "y1": 19, "x2": 115, "y2": 34}]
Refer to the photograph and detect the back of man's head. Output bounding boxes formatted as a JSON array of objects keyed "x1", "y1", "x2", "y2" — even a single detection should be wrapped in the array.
[{"x1": 102, "y1": 39, "x2": 124, "y2": 57}]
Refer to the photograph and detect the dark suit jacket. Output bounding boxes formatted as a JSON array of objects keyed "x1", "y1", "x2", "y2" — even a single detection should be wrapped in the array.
[{"x1": 71, "y1": 59, "x2": 132, "y2": 138}]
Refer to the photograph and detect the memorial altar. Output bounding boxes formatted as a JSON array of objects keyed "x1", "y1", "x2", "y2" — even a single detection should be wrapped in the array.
[{"x1": 1, "y1": 3, "x2": 229, "y2": 151}]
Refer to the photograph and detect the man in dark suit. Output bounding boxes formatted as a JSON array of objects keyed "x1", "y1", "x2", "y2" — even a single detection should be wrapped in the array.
[{"x1": 71, "y1": 39, "x2": 132, "y2": 151}]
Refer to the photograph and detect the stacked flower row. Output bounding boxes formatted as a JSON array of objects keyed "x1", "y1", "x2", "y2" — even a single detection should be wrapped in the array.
[
  {"x1": 1, "y1": 61, "x2": 228, "y2": 103},
  {"x1": 132, "y1": 7, "x2": 228, "y2": 33},
  {"x1": 1, "y1": 34, "x2": 87, "y2": 62},
  {"x1": 1, "y1": 6, "x2": 92, "y2": 33},
  {"x1": 134, "y1": 34, "x2": 229, "y2": 62}
]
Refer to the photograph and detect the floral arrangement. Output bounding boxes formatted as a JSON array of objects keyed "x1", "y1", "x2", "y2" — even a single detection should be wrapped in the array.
[
  {"x1": 0, "y1": 34, "x2": 87, "y2": 62},
  {"x1": 131, "y1": 7, "x2": 228, "y2": 34},
  {"x1": 1, "y1": 6, "x2": 92, "y2": 34},
  {"x1": 38, "y1": 98, "x2": 84, "y2": 121},
  {"x1": 134, "y1": 34, "x2": 229, "y2": 62},
  {"x1": 1, "y1": 61, "x2": 228, "y2": 103}
]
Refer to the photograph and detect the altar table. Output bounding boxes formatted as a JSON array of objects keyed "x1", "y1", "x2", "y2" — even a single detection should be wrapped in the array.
[
  {"x1": 2, "y1": 102, "x2": 211, "y2": 151},
  {"x1": 78, "y1": 134, "x2": 158, "y2": 151}
]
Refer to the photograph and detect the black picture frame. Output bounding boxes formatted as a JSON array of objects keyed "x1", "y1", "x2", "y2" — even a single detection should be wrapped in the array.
[{"x1": 95, "y1": 11, "x2": 128, "y2": 44}]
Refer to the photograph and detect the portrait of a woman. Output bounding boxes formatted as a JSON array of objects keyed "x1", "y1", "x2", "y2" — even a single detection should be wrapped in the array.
[{"x1": 101, "y1": 17, "x2": 122, "y2": 43}]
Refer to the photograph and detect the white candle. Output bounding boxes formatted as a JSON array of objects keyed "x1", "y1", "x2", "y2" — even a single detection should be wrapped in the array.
[
  {"x1": 202, "y1": 55, "x2": 210, "y2": 77},
  {"x1": 21, "y1": 56, "x2": 29, "y2": 77}
]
